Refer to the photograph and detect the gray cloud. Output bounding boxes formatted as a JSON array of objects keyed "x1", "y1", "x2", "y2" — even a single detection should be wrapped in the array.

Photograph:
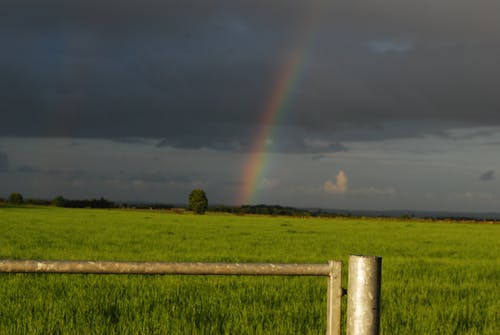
[
  {"x1": 129, "y1": 173, "x2": 195, "y2": 185},
  {"x1": 16, "y1": 165, "x2": 40, "y2": 174},
  {"x1": 1, "y1": 1, "x2": 500, "y2": 152},
  {"x1": 0, "y1": 151, "x2": 8, "y2": 172},
  {"x1": 16, "y1": 164, "x2": 85, "y2": 181},
  {"x1": 112, "y1": 138, "x2": 153, "y2": 146},
  {"x1": 479, "y1": 170, "x2": 495, "y2": 181}
]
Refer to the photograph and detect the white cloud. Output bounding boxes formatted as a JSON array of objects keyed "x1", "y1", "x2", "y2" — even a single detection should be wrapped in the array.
[{"x1": 323, "y1": 170, "x2": 348, "y2": 193}]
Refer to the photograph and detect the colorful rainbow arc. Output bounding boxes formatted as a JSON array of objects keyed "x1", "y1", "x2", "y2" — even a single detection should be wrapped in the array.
[{"x1": 237, "y1": 5, "x2": 322, "y2": 205}]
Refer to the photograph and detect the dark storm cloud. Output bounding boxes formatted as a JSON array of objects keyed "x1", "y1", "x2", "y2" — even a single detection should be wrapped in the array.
[
  {"x1": 0, "y1": 151, "x2": 8, "y2": 172},
  {"x1": 479, "y1": 170, "x2": 495, "y2": 182},
  {"x1": 129, "y1": 173, "x2": 195, "y2": 185},
  {"x1": 16, "y1": 164, "x2": 85, "y2": 180},
  {"x1": 1, "y1": 0, "x2": 500, "y2": 152}
]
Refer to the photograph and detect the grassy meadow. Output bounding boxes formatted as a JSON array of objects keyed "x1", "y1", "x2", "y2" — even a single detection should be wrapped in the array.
[{"x1": 0, "y1": 206, "x2": 498, "y2": 334}]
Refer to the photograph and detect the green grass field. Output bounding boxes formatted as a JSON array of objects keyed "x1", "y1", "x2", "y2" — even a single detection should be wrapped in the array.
[{"x1": 0, "y1": 206, "x2": 498, "y2": 334}]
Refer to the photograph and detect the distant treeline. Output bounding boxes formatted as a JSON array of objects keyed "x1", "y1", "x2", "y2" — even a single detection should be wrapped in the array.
[
  {"x1": 209, "y1": 204, "x2": 320, "y2": 217},
  {"x1": 0, "y1": 193, "x2": 116, "y2": 209},
  {"x1": 52, "y1": 196, "x2": 115, "y2": 208},
  {"x1": 1, "y1": 193, "x2": 326, "y2": 216},
  {"x1": 3, "y1": 193, "x2": 498, "y2": 221}
]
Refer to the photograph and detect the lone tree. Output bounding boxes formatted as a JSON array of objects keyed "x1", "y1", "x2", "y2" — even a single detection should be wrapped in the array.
[
  {"x1": 51, "y1": 195, "x2": 66, "y2": 207},
  {"x1": 188, "y1": 189, "x2": 208, "y2": 214},
  {"x1": 8, "y1": 192, "x2": 23, "y2": 205}
]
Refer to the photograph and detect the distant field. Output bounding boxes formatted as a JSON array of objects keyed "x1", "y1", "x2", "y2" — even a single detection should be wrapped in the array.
[{"x1": 0, "y1": 206, "x2": 498, "y2": 334}]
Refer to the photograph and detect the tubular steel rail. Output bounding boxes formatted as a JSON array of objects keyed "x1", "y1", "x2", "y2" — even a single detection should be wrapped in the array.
[{"x1": 0, "y1": 256, "x2": 381, "y2": 335}]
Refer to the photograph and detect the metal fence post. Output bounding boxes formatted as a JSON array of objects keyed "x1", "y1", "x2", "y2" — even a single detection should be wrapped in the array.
[
  {"x1": 326, "y1": 260, "x2": 342, "y2": 335},
  {"x1": 346, "y1": 255, "x2": 382, "y2": 335}
]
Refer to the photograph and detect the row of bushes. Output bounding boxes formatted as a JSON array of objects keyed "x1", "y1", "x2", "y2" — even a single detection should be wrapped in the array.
[
  {"x1": 209, "y1": 204, "x2": 314, "y2": 217},
  {"x1": 1, "y1": 192, "x2": 26, "y2": 205},
  {"x1": 1, "y1": 193, "x2": 115, "y2": 209},
  {"x1": 51, "y1": 196, "x2": 115, "y2": 208}
]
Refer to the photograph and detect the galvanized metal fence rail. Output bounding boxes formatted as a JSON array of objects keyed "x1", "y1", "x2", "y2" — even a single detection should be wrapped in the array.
[{"x1": 0, "y1": 255, "x2": 381, "y2": 335}]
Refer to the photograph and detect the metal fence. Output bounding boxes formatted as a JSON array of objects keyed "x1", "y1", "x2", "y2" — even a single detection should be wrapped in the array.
[{"x1": 0, "y1": 255, "x2": 381, "y2": 335}]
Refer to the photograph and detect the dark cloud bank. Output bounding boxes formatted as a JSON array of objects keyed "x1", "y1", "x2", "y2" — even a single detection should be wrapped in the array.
[
  {"x1": 0, "y1": 151, "x2": 8, "y2": 172},
  {"x1": 2, "y1": 0, "x2": 500, "y2": 152},
  {"x1": 479, "y1": 170, "x2": 495, "y2": 182}
]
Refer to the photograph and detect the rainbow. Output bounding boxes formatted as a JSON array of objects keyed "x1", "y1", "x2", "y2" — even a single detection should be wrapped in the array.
[{"x1": 238, "y1": 5, "x2": 322, "y2": 205}]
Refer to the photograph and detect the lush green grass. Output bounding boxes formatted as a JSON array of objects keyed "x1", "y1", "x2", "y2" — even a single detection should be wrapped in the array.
[{"x1": 0, "y1": 206, "x2": 498, "y2": 334}]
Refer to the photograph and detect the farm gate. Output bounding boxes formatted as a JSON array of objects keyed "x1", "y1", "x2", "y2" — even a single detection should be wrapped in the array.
[{"x1": 0, "y1": 255, "x2": 381, "y2": 335}]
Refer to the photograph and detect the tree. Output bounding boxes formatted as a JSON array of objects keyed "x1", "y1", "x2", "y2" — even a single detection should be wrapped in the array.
[
  {"x1": 52, "y1": 195, "x2": 66, "y2": 207},
  {"x1": 188, "y1": 189, "x2": 208, "y2": 214},
  {"x1": 8, "y1": 192, "x2": 23, "y2": 205}
]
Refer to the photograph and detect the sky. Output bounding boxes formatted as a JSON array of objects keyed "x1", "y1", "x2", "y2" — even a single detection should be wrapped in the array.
[{"x1": 1, "y1": 0, "x2": 500, "y2": 212}]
